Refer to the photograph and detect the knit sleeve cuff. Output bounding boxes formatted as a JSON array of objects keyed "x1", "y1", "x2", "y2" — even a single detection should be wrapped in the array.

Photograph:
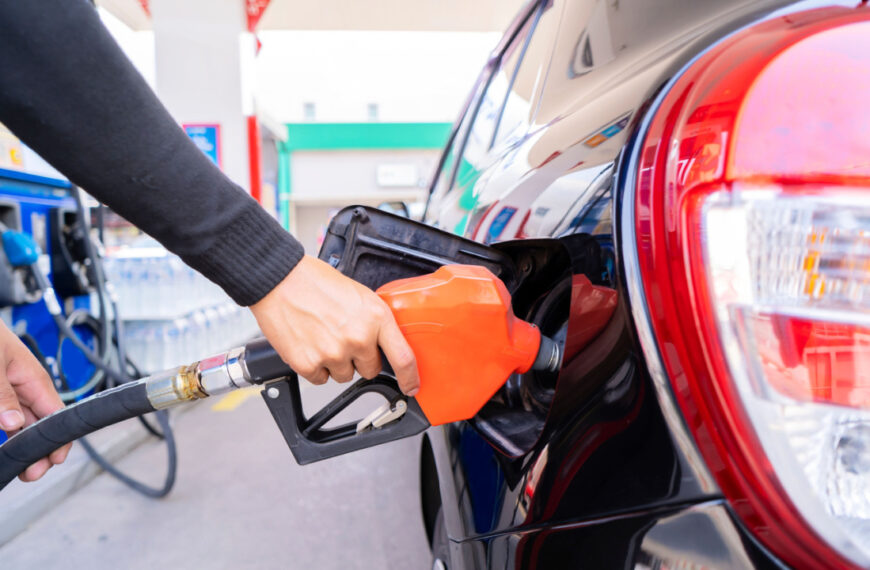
[{"x1": 182, "y1": 202, "x2": 305, "y2": 306}]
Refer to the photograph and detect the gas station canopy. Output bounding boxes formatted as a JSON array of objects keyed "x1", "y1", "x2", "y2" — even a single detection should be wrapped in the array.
[{"x1": 97, "y1": 0, "x2": 527, "y2": 32}]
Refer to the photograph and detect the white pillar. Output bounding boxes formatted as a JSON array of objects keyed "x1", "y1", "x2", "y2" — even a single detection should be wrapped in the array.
[{"x1": 149, "y1": 0, "x2": 255, "y2": 193}]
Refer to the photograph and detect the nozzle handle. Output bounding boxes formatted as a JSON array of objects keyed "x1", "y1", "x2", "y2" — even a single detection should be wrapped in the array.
[
  {"x1": 243, "y1": 337, "x2": 293, "y2": 384},
  {"x1": 261, "y1": 374, "x2": 430, "y2": 465}
]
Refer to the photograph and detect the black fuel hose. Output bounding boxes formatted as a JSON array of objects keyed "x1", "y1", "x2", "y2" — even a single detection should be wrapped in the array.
[
  {"x1": 54, "y1": 310, "x2": 178, "y2": 497},
  {"x1": 17, "y1": 321, "x2": 175, "y2": 495},
  {"x1": 120, "y1": 354, "x2": 165, "y2": 439},
  {"x1": 55, "y1": 310, "x2": 108, "y2": 397},
  {"x1": 60, "y1": 186, "x2": 178, "y2": 497},
  {"x1": 48, "y1": 304, "x2": 126, "y2": 387},
  {"x1": 77, "y1": 409, "x2": 176, "y2": 498},
  {"x1": 0, "y1": 380, "x2": 154, "y2": 491},
  {"x1": 18, "y1": 331, "x2": 53, "y2": 376}
]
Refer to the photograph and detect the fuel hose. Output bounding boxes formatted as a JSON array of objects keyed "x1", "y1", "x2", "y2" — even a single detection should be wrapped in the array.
[
  {"x1": 50, "y1": 309, "x2": 178, "y2": 497},
  {"x1": 0, "y1": 380, "x2": 153, "y2": 489},
  {"x1": 0, "y1": 340, "x2": 270, "y2": 491}
]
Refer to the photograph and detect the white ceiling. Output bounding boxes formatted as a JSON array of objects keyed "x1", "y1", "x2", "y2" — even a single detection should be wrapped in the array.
[
  {"x1": 97, "y1": 0, "x2": 152, "y2": 30},
  {"x1": 97, "y1": 0, "x2": 528, "y2": 32}
]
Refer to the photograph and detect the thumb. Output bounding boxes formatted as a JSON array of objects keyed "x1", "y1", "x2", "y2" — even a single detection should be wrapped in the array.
[
  {"x1": 0, "y1": 373, "x2": 25, "y2": 432},
  {"x1": 378, "y1": 316, "x2": 419, "y2": 396}
]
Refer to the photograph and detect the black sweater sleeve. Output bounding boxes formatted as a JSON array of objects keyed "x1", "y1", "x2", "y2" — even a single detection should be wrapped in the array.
[{"x1": 0, "y1": 0, "x2": 304, "y2": 306}]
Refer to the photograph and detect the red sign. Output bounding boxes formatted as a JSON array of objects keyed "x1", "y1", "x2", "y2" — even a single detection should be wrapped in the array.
[
  {"x1": 137, "y1": 1, "x2": 269, "y2": 30},
  {"x1": 246, "y1": 0, "x2": 271, "y2": 32}
]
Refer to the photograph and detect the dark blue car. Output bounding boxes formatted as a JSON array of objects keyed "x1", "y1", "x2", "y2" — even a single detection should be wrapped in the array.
[{"x1": 417, "y1": 1, "x2": 870, "y2": 568}]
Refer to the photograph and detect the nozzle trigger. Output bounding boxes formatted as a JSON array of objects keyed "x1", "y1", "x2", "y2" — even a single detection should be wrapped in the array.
[{"x1": 356, "y1": 398, "x2": 408, "y2": 433}]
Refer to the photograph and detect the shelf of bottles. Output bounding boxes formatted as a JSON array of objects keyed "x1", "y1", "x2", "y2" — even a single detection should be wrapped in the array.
[{"x1": 103, "y1": 246, "x2": 260, "y2": 374}]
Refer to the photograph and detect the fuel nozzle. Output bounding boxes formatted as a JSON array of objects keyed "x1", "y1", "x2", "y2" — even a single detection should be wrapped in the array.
[
  {"x1": 376, "y1": 264, "x2": 562, "y2": 426},
  {"x1": 143, "y1": 264, "x2": 560, "y2": 427}
]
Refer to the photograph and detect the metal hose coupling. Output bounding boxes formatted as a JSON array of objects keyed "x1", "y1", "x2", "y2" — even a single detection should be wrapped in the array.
[
  {"x1": 145, "y1": 365, "x2": 206, "y2": 410},
  {"x1": 145, "y1": 346, "x2": 253, "y2": 410}
]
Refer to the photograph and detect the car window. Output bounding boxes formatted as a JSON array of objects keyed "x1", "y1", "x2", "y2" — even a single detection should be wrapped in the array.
[
  {"x1": 425, "y1": 9, "x2": 540, "y2": 234},
  {"x1": 490, "y1": 0, "x2": 560, "y2": 151},
  {"x1": 460, "y1": 13, "x2": 536, "y2": 173},
  {"x1": 425, "y1": 74, "x2": 489, "y2": 227}
]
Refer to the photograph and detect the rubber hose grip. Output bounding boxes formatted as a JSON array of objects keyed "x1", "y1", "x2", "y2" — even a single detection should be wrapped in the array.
[{"x1": 0, "y1": 381, "x2": 154, "y2": 491}]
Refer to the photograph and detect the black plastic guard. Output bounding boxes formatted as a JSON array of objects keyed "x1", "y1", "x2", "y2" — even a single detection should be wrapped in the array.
[
  {"x1": 318, "y1": 205, "x2": 520, "y2": 291},
  {"x1": 261, "y1": 373, "x2": 430, "y2": 465}
]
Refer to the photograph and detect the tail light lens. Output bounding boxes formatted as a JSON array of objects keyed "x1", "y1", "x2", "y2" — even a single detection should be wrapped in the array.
[
  {"x1": 704, "y1": 188, "x2": 870, "y2": 547},
  {"x1": 634, "y1": 7, "x2": 870, "y2": 568}
]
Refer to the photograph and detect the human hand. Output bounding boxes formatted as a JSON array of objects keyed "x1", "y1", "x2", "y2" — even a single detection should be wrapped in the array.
[
  {"x1": 250, "y1": 255, "x2": 420, "y2": 394},
  {"x1": 0, "y1": 322, "x2": 70, "y2": 482}
]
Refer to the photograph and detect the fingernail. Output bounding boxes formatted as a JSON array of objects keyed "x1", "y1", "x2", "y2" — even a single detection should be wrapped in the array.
[
  {"x1": 406, "y1": 387, "x2": 419, "y2": 397},
  {"x1": 0, "y1": 410, "x2": 23, "y2": 430}
]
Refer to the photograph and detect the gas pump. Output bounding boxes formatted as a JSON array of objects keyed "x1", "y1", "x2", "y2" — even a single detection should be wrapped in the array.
[{"x1": 0, "y1": 134, "x2": 99, "y2": 442}]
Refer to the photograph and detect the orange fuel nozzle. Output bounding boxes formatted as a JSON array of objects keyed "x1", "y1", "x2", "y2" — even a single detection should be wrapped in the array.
[{"x1": 376, "y1": 264, "x2": 560, "y2": 426}]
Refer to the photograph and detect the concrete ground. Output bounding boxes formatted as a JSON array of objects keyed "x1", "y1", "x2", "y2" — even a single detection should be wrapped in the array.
[{"x1": 0, "y1": 381, "x2": 432, "y2": 569}]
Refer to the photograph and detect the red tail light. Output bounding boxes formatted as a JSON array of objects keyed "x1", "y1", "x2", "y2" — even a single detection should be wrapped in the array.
[{"x1": 633, "y1": 6, "x2": 870, "y2": 568}]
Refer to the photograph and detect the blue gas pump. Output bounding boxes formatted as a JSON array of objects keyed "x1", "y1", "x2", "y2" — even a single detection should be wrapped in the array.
[{"x1": 0, "y1": 166, "x2": 98, "y2": 442}]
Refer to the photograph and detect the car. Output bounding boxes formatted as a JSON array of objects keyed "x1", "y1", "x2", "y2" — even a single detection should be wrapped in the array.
[{"x1": 414, "y1": 0, "x2": 870, "y2": 568}]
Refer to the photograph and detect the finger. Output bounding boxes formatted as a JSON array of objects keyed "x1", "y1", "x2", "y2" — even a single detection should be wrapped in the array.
[
  {"x1": 352, "y1": 350, "x2": 382, "y2": 380},
  {"x1": 18, "y1": 458, "x2": 52, "y2": 482},
  {"x1": 305, "y1": 368, "x2": 330, "y2": 385},
  {"x1": 49, "y1": 443, "x2": 72, "y2": 466},
  {"x1": 5, "y1": 340, "x2": 63, "y2": 420},
  {"x1": 0, "y1": 375, "x2": 25, "y2": 432},
  {"x1": 328, "y1": 361, "x2": 356, "y2": 384},
  {"x1": 378, "y1": 320, "x2": 419, "y2": 396}
]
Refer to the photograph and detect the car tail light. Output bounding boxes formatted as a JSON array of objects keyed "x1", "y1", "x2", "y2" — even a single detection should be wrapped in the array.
[{"x1": 633, "y1": 6, "x2": 870, "y2": 568}]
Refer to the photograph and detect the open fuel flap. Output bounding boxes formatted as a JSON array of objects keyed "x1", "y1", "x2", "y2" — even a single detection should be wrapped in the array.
[
  {"x1": 318, "y1": 205, "x2": 522, "y2": 292},
  {"x1": 262, "y1": 206, "x2": 571, "y2": 463}
]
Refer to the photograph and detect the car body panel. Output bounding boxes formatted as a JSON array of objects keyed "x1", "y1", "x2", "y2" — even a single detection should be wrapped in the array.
[{"x1": 487, "y1": 502, "x2": 782, "y2": 570}]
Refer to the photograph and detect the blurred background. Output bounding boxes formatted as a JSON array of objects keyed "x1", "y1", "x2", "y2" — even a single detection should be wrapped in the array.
[{"x1": 99, "y1": 0, "x2": 515, "y2": 252}]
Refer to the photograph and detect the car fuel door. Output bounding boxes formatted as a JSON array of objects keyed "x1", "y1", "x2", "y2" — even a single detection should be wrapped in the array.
[{"x1": 326, "y1": 207, "x2": 582, "y2": 447}]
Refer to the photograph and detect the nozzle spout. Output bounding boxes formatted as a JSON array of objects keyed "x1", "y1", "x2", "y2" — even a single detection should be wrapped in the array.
[{"x1": 532, "y1": 335, "x2": 561, "y2": 373}]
